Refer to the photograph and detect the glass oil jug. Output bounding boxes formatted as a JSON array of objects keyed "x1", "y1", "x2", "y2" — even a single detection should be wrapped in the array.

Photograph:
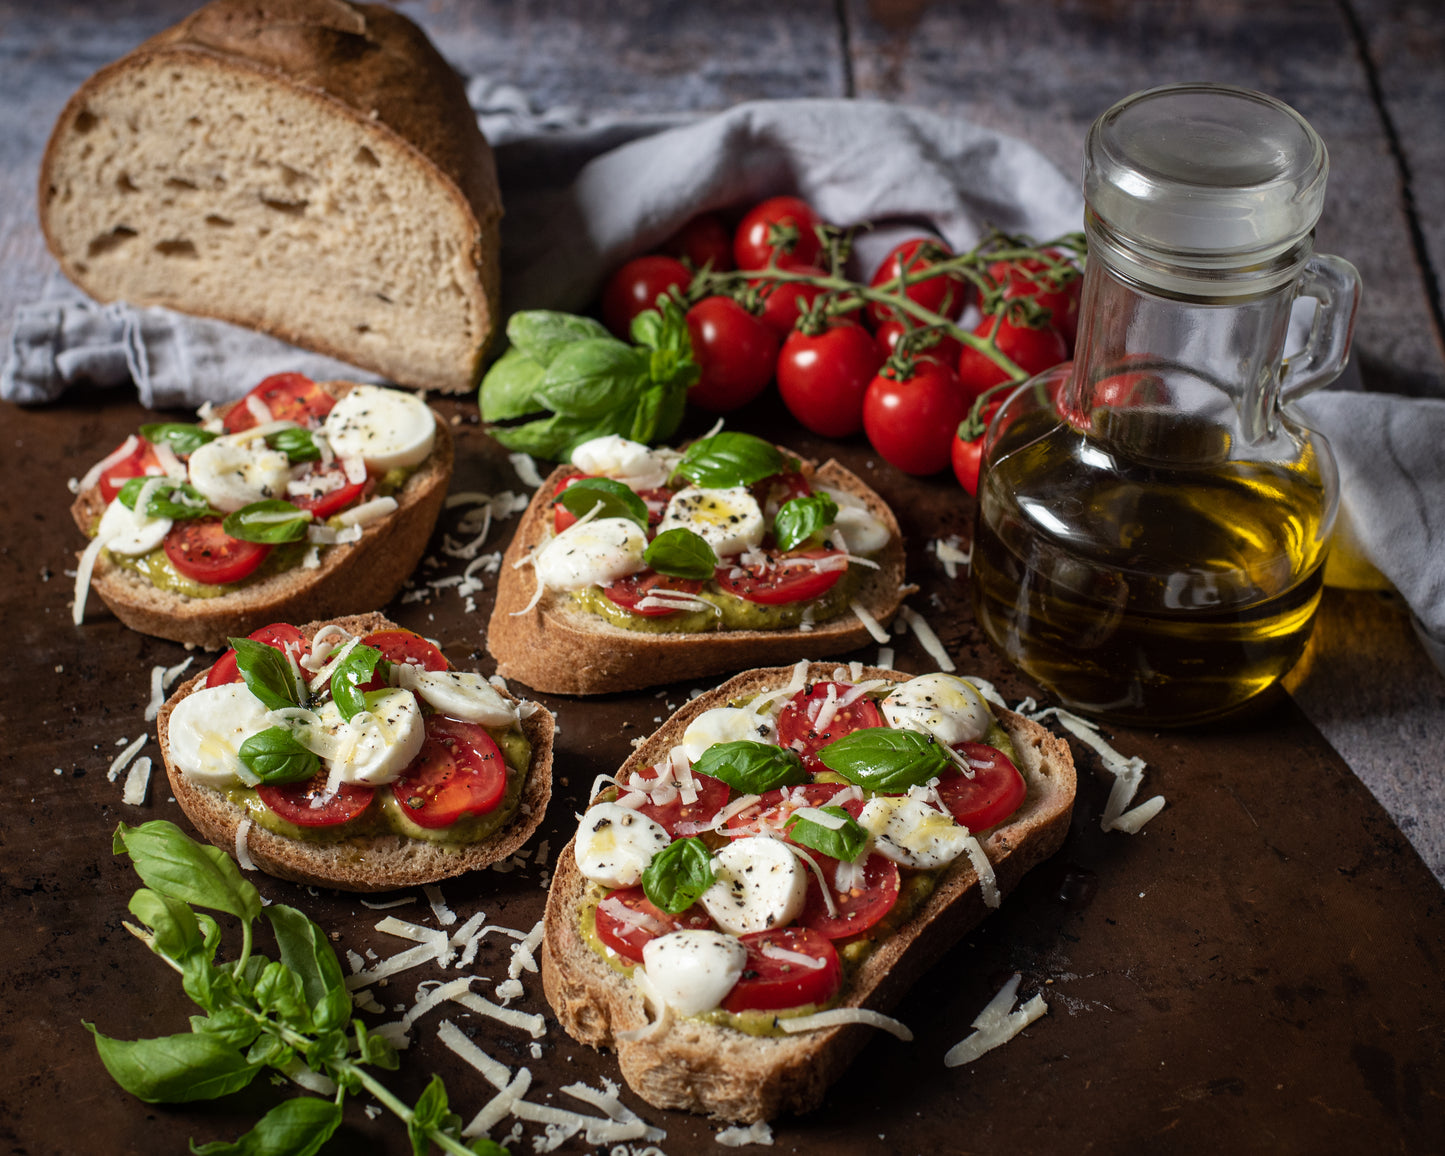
[{"x1": 971, "y1": 84, "x2": 1361, "y2": 726}]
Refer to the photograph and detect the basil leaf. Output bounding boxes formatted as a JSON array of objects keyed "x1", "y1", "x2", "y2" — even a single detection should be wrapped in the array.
[
  {"x1": 230, "y1": 638, "x2": 304, "y2": 711},
  {"x1": 190, "y1": 1096, "x2": 343, "y2": 1156},
  {"x1": 691, "y1": 740, "x2": 806, "y2": 794},
  {"x1": 266, "y1": 905, "x2": 352, "y2": 1032},
  {"x1": 237, "y1": 727, "x2": 320, "y2": 785},
  {"x1": 674, "y1": 431, "x2": 785, "y2": 488},
  {"x1": 264, "y1": 426, "x2": 320, "y2": 464},
  {"x1": 557, "y1": 476, "x2": 649, "y2": 530},
  {"x1": 479, "y1": 346, "x2": 546, "y2": 420},
  {"x1": 642, "y1": 836, "x2": 715, "y2": 914},
  {"x1": 774, "y1": 492, "x2": 840, "y2": 552},
  {"x1": 128, "y1": 887, "x2": 205, "y2": 963},
  {"x1": 488, "y1": 411, "x2": 615, "y2": 461},
  {"x1": 330, "y1": 643, "x2": 384, "y2": 722},
  {"x1": 84, "y1": 1025, "x2": 260, "y2": 1103},
  {"x1": 113, "y1": 820, "x2": 262, "y2": 923},
  {"x1": 786, "y1": 805, "x2": 870, "y2": 863},
  {"x1": 534, "y1": 338, "x2": 649, "y2": 419},
  {"x1": 117, "y1": 476, "x2": 215, "y2": 520},
  {"x1": 817, "y1": 726, "x2": 952, "y2": 792},
  {"x1": 222, "y1": 500, "x2": 312, "y2": 544},
  {"x1": 139, "y1": 422, "x2": 216, "y2": 456},
  {"x1": 507, "y1": 310, "x2": 612, "y2": 366},
  {"x1": 408, "y1": 1075, "x2": 462, "y2": 1156},
  {"x1": 253, "y1": 960, "x2": 309, "y2": 1025},
  {"x1": 644, "y1": 528, "x2": 718, "y2": 580},
  {"x1": 632, "y1": 295, "x2": 694, "y2": 357}
]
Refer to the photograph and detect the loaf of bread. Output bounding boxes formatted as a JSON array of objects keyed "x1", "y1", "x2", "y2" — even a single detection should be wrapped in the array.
[{"x1": 38, "y1": 0, "x2": 502, "y2": 393}]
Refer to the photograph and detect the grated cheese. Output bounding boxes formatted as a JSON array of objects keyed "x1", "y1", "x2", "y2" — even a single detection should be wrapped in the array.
[
  {"x1": 943, "y1": 973, "x2": 1048, "y2": 1067},
  {"x1": 900, "y1": 605, "x2": 955, "y2": 672},
  {"x1": 961, "y1": 834, "x2": 1000, "y2": 909},
  {"x1": 438, "y1": 1018, "x2": 513, "y2": 1091},
  {"x1": 233, "y1": 819, "x2": 256, "y2": 871},
  {"x1": 848, "y1": 600, "x2": 891, "y2": 644},
  {"x1": 423, "y1": 884, "x2": 457, "y2": 927},
  {"x1": 779, "y1": 1007, "x2": 913, "y2": 1040},
  {"x1": 1028, "y1": 706, "x2": 1164, "y2": 833},
  {"x1": 338, "y1": 496, "x2": 399, "y2": 527},
  {"x1": 450, "y1": 990, "x2": 547, "y2": 1038},
  {"x1": 107, "y1": 734, "x2": 148, "y2": 782},
  {"x1": 508, "y1": 452, "x2": 545, "y2": 489},
  {"x1": 121, "y1": 756, "x2": 151, "y2": 806},
  {"x1": 717, "y1": 1121, "x2": 775, "y2": 1147},
  {"x1": 76, "y1": 435, "x2": 138, "y2": 494}
]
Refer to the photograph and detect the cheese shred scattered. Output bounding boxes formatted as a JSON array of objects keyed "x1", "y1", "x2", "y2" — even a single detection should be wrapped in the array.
[
  {"x1": 778, "y1": 1006, "x2": 913, "y2": 1040},
  {"x1": 944, "y1": 973, "x2": 1048, "y2": 1067}
]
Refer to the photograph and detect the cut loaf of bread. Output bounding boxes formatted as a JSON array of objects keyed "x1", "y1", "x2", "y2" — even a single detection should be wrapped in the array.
[
  {"x1": 158, "y1": 612, "x2": 555, "y2": 891},
  {"x1": 487, "y1": 456, "x2": 909, "y2": 695},
  {"x1": 70, "y1": 380, "x2": 452, "y2": 650},
  {"x1": 39, "y1": 0, "x2": 501, "y2": 393},
  {"x1": 541, "y1": 662, "x2": 1077, "y2": 1122}
]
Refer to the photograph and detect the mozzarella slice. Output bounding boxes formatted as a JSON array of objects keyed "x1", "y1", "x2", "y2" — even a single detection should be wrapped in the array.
[
  {"x1": 396, "y1": 667, "x2": 518, "y2": 726},
  {"x1": 678, "y1": 707, "x2": 777, "y2": 763},
  {"x1": 819, "y1": 486, "x2": 891, "y2": 554},
  {"x1": 290, "y1": 690, "x2": 425, "y2": 785},
  {"x1": 575, "y1": 802, "x2": 672, "y2": 888},
  {"x1": 95, "y1": 495, "x2": 172, "y2": 557},
  {"x1": 700, "y1": 835, "x2": 807, "y2": 936},
  {"x1": 857, "y1": 794, "x2": 972, "y2": 869},
  {"x1": 641, "y1": 930, "x2": 748, "y2": 1016},
  {"x1": 658, "y1": 486, "x2": 765, "y2": 558},
  {"x1": 187, "y1": 436, "x2": 294, "y2": 512},
  {"x1": 535, "y1": 516, "x2": 648, "y2": 591},
  {"x1": 571, "y1": 434, "x2": 676, "y2": 489},
  {"x1": 323, "y1": 385, "x2": 436, "y2": 471},
  {"x1": 166, "y1": 683, "x2": 272, "y2": 787},
  {"x1": 881, "y1": 673, "x2": 993, "y2": 745}
]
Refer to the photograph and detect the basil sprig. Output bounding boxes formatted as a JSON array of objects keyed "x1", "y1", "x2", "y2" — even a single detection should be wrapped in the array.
[
  {"x1": 557, "y1": 476, "x2": 649, "y2": 530},
  {"x1": 692, "y1": 740, "x2": 807, "y2": 794},
  {"x1": 230, "y1": 637, "x2": 305, "y2": 711},
  {"x1": 264, "y1": 426, "x2": 321, "y2": 464},
  {"x1": 222, "y1": 500, "x2": 312, "y2": 544},
  {"x1": 116, "y1": 476, "x2": 215, "y2": 520},
  {"x1": 672, "y1": 431, "x2": 784, "y2": 489},
  {"x1": 774, "y1": 492, "x2": 840, "y2": 552},
  {"x1": 786, "y1": 805, "x2": 870, "y2": 863},
  {"x1": 94, "y1": 821, "x2": 505, "y2": 1155},
  {"x1": 817, "y1": 726, "x2": 952, "y2": 792},
  {"x1": 641, "y1": 836, "x2": 715, "y2": 914},
  {"x1": 643, "y1": 527, "x2": 718, "y2": 579},
  {"x1": 139, "y1": 422, "x2": 216, "y2": 456},
  {"x1": 236, "y1": 727, "x2": 320, "y2": 784},
  {"x1": 330, "y1": 643, "x2": 386, "y2": 722}
]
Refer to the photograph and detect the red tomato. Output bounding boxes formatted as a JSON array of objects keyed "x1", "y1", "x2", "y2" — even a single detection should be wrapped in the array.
[
  {"x1": 715, "y1": 549, "x2": 846, "y2": 605},
  {"x1": 776, "y1": 682, "x2": 886, "y2": 770},
  {"x1": 206, "y1": 622, "x2": 311, "y2": 688},
  {"x1": 258, "y1": 773, "x2": 374, "y2": 827},
  {"x1": 776, "y1": 322, "x2": 884, "y2": 437},
  {"x1": 288, "y1": 465, "x2": 368, "y2": 520},
  {"x1": 685, "y1": 296, "x2": 780, "y2": 413},
  {"x1": 164, "y1": 519, "x2": 270, "y2": 585},
  {"x1": 97, "y1": 437, "x2": 163, "y2": 503},
  {"x1": 733, "y1": 196, "x2": 826, "y2": 271},
  {"x1": 721, "y1": 927, "x2": 843, "y2": 1013},
  {"x1": 594, "y1": 886, "x2": 715, "y2": 964},
  {"x1": 867, "y1": 238, "x2": 968, "y2": 327},
  {"x1": 956, "y1": 314, "x2": 1069, "y2": 403},
  {"x1": 601, "y1": 255, "x2": 692, "y2": 339},
  {"x1": 951, "y1": 429, "x2": 985, "y2": 496},
  {"x1": 601, "y1": 572, "x2": 708, "y2": 618},
  {"x1": 751, "y1": 469, "x2": 813, "y2": 520},
  {"x1": 798, "y1": 851, "x2": 901, "y2": 940},
  {"x1": 938, "y1": 743, "x2": 1027, "y2": 831},
  {"x1": 361, "y1": 628, "x2": 448, "y2": 671},
  {"x1": 989, "y1": 252, "x2": 1082, "y2": 349},
  {"x1": 553, "y1": 475, "x2": 670, "y2": 533},
  {"x1": 661, "y1": 212, "x2": 735, "y2": 272},
  {"x1": 874, "y1": 319, "x2": 963, "y2": 370},
  {"x1": 724, "y1": 783, "x2": 860, "y2": 839},
  {"x1": 622, "y1": 764, "x2": 732, "y2": 836},
  {"x1": 755, "y1": 274, "x2": 828, "y2": 337},
  {"x1": 222, "y1": 373, "x2": 334, "y2": 434},
  {"x1": 390, "y1": 716, "x2": 508, "y2": 828},
  {"x1": 862, "y1": 361, "x2": 970, "y2": 476}
]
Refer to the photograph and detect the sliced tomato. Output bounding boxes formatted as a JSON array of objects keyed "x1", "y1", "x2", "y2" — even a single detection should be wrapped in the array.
[
  {"x1": 553, "y1": 474, "x2": 670, "y2": 533},
  {"x1": 594, "y1": 886, "x2": 715, "y2": 964},
  {"x1": 97, "y1": 437, "x2": 163, "y2": 503},
  {"x1": 222, "y1": 373, "x2": 335, "y2": 433},
  {"x1": 723, "y1": 783, "x2": 861, "y2": 839},
  {"x1": 715, "y1": 549, "x2": 846, "y2": 606},
  {"x1": 288, "y1": 465, "x2": 368, "y2": 520},
  {"x1": 163, "y1": 518, "x2": 271, "y2": 585},
  {"x1": 776, "y1": 682, "x2": 886, "y2": 770},
  {"x1": 750, "y1": 469, "x2": 812, "y2": 518},
  {"x1": 721, "y1": 927, "x2": 843, "y2": 1014},
  {"x1": 361, "y1": 629, "x2": 449, "y2": 671},
  {"x1": 551, "y1": 472, "x2": 588, "y2": 532},
  {"x1": 390, "y1": 716, "x2": 507, "y2": 828},
  {"x1": 601, "y1": 572, "x2": 707, "y2": 618},
  {"x1": 622, "y1": 764, "x2": 731, "y2": 836},
  {"x1": 206, "y1": 622, "x2": 311, "y2": 688},
  {"x1": 258, "y1": 772, "x2": 375, "y2": 827},
  {"x1": 798, "y1": 851, "x2": 901, "y2": 941},
  {"x1": 938, "y1": 743, "x2": 1027, "y2": 831}
]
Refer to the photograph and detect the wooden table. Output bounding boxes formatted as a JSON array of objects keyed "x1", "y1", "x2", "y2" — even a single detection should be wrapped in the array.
[{"x1": 2, "y1": 3, "x2": 1443, "y2": 1154}]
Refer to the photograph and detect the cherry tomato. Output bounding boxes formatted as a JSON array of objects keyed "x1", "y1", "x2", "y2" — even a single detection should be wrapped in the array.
[
  {"x1": 164, "y1": 518, "x2": 270, "y2": 585},
  {"x1": 97, "y1": 438, "x2": 163, "y2": 503},
  {"x1": 775, "y1": 322, "x2": 884, "y2": 438},
  {"x1": 874, "y1": 319, "x2": 963, "y2": 370},
  {"x1": 956, "y1": 314, "x2": 1069, "y2": 404},
  {"x1": 750, "y1": 470, "x2": 813, "y2": 520},
  {"x1": 862, "y1": 361, "x2": 970, "y2": 476},
  {"x1": 622, "y1": 764, "x2": 732, "y2": 836},
  {"x1": 553, "y1": 475, "x2": 670, "y2": 534},
  {"x1": 755, "y1": 273, "x2": 828, "y2": 337},
  {"x1": 989, "y1": 252, "x2": 1082, "y2": 349},
  {"x1": 715, "y1": 549, "x2": 846, "y2": 605},
  {"x1": 288, "y1": 465, "x2": 368, "y2": 520},
  {"x1": 390, "y1": 716, "x2": 507, "y2": 828},
  {"x1": 798, "y1": 851, "x2": 901, "y2": 940},
  {"x1": 594, "y1": 886, "x2": 715, "y2": 964},
  {"x1": 721, "y1": 927, "x2": 843, "y2": 1013},
  {"x1": 661, "y1": 212, "x2": 735, "y2": 272},
  {"x1": 733, "y1": 196, "x2": 826, "y2": 271},
  {"x1": 867, "y1": 238, "x2": 968, "y2": 327},
  {"x1": 685, "y1": 296, "x2": 780, "y2": 413},
  {"x1": 601, "y1": 572, "x2": 708, "y2": 617},
  {"x1": 361, "y1": 629, "x2": 448, "y2": 671},
  {"x1": 951, "y1": 429, "x2": 985, "y2": 496},
  {"x1": 206, "y1": 622, "x2": 311, "y2": 688},
  {"x1": 601, "y1": 255, "x2": 692, "y2": 339},
  {"x1": 938, "y1": 743, "x2": 1027, "y2": 831},
  {"x1": 724, "y1": 783, "x2": 860, "y2": 839},
  {"x1": 258, "y1": 772, "x2": 374, "y2": 827},
  {"x1": 776, "y1": 683, "x2": 886, "y2": 771},
  {"x1": 222, "y1": 373, "x2": 334, "y2": 434}
]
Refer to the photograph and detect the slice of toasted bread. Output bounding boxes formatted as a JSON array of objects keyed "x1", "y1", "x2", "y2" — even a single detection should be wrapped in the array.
[
  {"x1": 541, "y1": 662, "x2": 1075, "y2": 1122},
  {"x1": 487, "y1": 457, "x2": 908, "y2": 695},
  {"x1": 71, "y1": 380, "x2": 452, "y2": 650},
  {"x1": 156, "y1": 612, "x2": 554, "y2": 892}
]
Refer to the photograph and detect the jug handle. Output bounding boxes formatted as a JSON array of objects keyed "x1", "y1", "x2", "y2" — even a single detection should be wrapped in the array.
[{"x1": 1278, "y1": 253, "x2": 1361, "y2": 405}]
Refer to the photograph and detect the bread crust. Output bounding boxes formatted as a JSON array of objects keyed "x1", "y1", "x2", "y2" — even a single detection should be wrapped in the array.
[
  {"x1": 71, "y1": 380, "x2": 453, "y2": 650},
  {"x1": 156, "y1": 612, "x2": 555, "y2": 892},
  {"x1": 541, "y1": 662, "x2": 1076, "y2": 1122},
  {"x1": 487, "y1": 457, "x2": 909, "y2": 695}
]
